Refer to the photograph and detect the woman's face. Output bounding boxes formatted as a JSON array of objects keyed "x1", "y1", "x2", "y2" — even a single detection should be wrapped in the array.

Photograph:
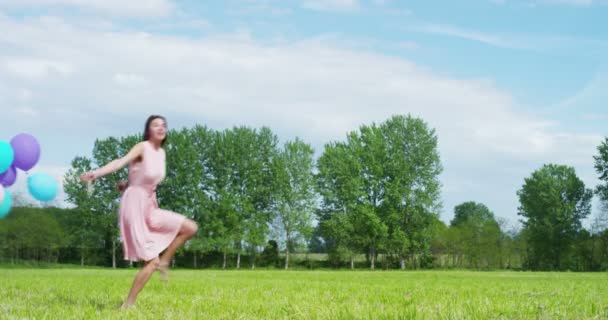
[{"x1": 148, "y1": 118, "x2": 167, "y2": 142}]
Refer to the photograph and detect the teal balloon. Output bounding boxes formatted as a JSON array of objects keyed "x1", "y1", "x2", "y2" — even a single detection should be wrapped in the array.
[
  {"x1": 27, "y1": 173, "x2": 58, "y2": 202},
  {"x1": 0, "y1": 189, "x2": 11, "y2": 218},
  {"x1": 0, "y1": 141, "x2": 14, "y2": 174}
]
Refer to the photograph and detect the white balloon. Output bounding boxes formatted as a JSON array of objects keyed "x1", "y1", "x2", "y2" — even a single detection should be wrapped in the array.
[{"x1": 0, "y1": 185, "x2": 4, "y2": 204}]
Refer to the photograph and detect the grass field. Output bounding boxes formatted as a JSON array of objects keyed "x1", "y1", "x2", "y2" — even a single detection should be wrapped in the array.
[{"x1": 1, "y1": 268, "x2": 607, "y2": 319}]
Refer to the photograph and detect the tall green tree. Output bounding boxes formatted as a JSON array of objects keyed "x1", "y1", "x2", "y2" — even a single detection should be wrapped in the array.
[
  {"x1": 63, "y1": 156, "x2": 105, "y2": 266},
  {"x1": 317, "y1": 141, "x2": 362, "y2": 269},
  {"x1": 317, "y1": 115, "x2": 442, "y2": 270},
  {"x1": 347, "y1": 125, "x2": 388, "y2": 269},
  {"x1": 185, "y1": 125, "x2": 215, "y2": 267},
  {"x1": 157, "y1": 127, "x2": 212, "y2": 267},
  {"x1": 380, "y1": 115, "x2": 442, "y2": 269},
  {"x1": 243, "y1": 127, "x2": 278, "y2": 269},
  {"x1": 206, "y1": 130, "x2": 238, "y2": 268},
  {"x1": 205, "y1": 127, "x2": 278, "y2": 269},
  {"x1": 594, "y1": 137, "x2": 608, "y2": 202},
  {"x1": 449, "y1": 202, "x2": 504, "y2": 269},
  {"x1": 272, "y1": 138, "x2": 316, "y2": 269},
  {"x1": 451, "y1": 202, "x2": 496, "y2": 228},
  {"x1": 91, "y1": 136, "x2": 133, "y2": 268},
  {"x1": 517, "y1": 164, "x2": 593, "y2": 270}
]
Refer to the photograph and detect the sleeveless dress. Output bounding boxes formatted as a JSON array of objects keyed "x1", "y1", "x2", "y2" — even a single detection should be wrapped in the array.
[{"x1": 119, "y1": 141, "x2": 186, "y2": 262}]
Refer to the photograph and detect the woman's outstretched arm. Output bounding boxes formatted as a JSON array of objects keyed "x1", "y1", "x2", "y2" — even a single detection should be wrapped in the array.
[{"x1": 80, "y1": 142, "x2": 145, "y2": 182}]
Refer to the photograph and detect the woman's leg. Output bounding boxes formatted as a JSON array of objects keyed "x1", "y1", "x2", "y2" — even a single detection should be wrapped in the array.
[
  {"x1": 122, "y1": 257, "x2": 160, "y2": 308},
  {"x1": 157, "y1": 219, "x2": 198, "y2": 279}
]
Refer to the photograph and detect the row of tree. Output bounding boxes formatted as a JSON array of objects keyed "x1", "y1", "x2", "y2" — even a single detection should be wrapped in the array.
[
  {"x1": 60, "y1": 123, "x2": 318, "y2": 269},
  {"x1": 1, "y1": 114, "x2": 608, "y2": 271},
  {"x1": 3, "y1": 198, "x2": 607, "y2": 271}
]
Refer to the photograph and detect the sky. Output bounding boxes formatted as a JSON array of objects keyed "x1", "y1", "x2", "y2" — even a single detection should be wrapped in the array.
[{"x1": 0, "y1": 0, "x2": 606, "y2": 228}]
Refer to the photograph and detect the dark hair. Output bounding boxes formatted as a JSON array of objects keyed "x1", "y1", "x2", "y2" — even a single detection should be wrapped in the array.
[{"x1": 143, "y1": 115, "x2": 168, "y2": 146}]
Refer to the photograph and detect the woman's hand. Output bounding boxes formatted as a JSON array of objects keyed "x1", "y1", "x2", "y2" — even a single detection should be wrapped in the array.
[
  {"x1": 80, "y1": 171, "x2": 96, "y2": 183},
  {"x1": 117, "y1": 180, "x2": 129, "y2": 192}
]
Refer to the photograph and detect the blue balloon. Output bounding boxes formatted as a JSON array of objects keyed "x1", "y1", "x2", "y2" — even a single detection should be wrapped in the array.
[
  {"x1": 0, "y1": 141, "x2": 14, "y2": 174},
  {"x1": 27, "y1": 173, "x2": 58, "y2": 202},
  {"x1": 0, "y1": 189, "x2": 11, "y2": 218}
]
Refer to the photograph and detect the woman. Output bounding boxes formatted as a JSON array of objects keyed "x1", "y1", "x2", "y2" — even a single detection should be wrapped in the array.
[{"x1": 81, "y1": 115, "x2": 198, "y2": 309}]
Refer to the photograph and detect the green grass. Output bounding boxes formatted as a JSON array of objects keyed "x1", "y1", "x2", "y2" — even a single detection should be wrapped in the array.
[{"x1": 1, "y1": 269, "x2": 607, "y2": 319}]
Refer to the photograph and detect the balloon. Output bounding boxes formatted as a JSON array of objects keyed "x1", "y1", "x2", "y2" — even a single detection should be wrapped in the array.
[
  {"x1": 28, "y1": 173, "x2": 58, "y2": 202},
  {"x1": 0, "y1": 165, "x2": 17, "y2": 187},
  {"x1": 0, "y1": 185, "x2": 4, "y2": 204},
  {"x1": 0, "y1": 141, "x2": 14, "y2": 174},
  {"x1": 11, "y1": 133, "x2": 40, "y2": 171},
  {"x1": 0, "y1": 188, "x2": 11, "y2": 218}
]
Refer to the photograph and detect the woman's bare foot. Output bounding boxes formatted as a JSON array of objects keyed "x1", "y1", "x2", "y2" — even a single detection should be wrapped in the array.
[
  {"x1": 120, "y1": 302, "x2": 135, "y2": 310},
  {"x1": 157, "y1": 262, "x2": 169, "y2": 283}
]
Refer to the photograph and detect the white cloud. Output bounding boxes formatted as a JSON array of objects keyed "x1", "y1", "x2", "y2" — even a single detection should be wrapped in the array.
[
  {"x1": 553, "y1": 71, "x2": 608, "y2": 112},
  {"x1": 1, "y1": 57, "x2": 74, "y2": 80},
  {"x1": 15, "y1": 106, "x2": 40, "y2": 117},
  {"x1": 538, "y1": 0, "x2": 594, "y2": 5},
  {"x1": 498, "y1": 0, "x2": 597, "y2": 6},
  {"x1": 0, "y1": 14, "x2": 601, "y2": 221},
  {"x1": 17, "y1": 89, "x2": 33, "y2": 101},
  {"x1": 418, "y1": 24, "x2": 521, "y2": 49},
  {"x1": 113, "y1": 73, "x2": 147, "y2": 87},
  {"x1": 372, "y1": 0, "x2": 388, "y2": 5},
  {"x1": 415, "y1": 23, "x2": 607, "y2": 56},
  {"x1": 583, "y1": 113, "x2": 608, "y2": 120},
  {"x1": 229, "y1": 0, "x2": 293, "y2": 16},
  {"x1": 397, "y1": 41, "x2": 420, "y2": 50},
  {"x1": 383, "y1": 8, "x2": 412, "y2": 16},
  {"x1": 300, "y1": 0, "x2": 360, "y2": 11},
  {"x1": 0, "y1": 0, "x2": 174, "y2": 18}
]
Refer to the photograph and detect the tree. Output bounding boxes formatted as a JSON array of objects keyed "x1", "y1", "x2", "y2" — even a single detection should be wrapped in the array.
[
  {"x1": 449, "y1": 202, "x2": 503, "y2": 269},
  {"x1": 260, "y1": 240, "x2": 280, "y2": 268},
  {"x1": 0, "y1": 207, "x2": 67, "y2": 263},
  {"x1": 157, "y1": 126, "x2": 212, "y2": 268},
  {"x1": 308, "y1": 226, "x2": 327, "y2": 254},
  {"x1": 430, "y1": 218, "x2": 449, "y2": 267},
  {"x1": 451, "y1": 202, "x2": 495, "y2": 228},
  {"x1": 517, "y1": 164, "x2": 593, "y2": 270},
  {"x1": 92, "y1": 136, "x2": 134, "y2": 268},
  {"x1": 318, "y1": 124, "x2": 391, "y2": 270},
  {"x1": 594, "y1": 137, "x2": 608, "y2": 202},
  {"x1": 272, "y1": 138, "x2": 316, "y2": 269},
  {"x1": 205, "y1": 130, "x2": 239, "y2": 269},
  {"x1": 63, "y1": 156, "x2": 105, "y2": 266},
  {"x1": 380, "y1": 115, "x2": 442, "y2": 269},
  {"x1": 205, "y1": 127, "x2": 278, "y2": 269},
  {"x1": 317, "y1": 115, "x2": 442, "y2": 270},
  {"x1": 189, "y1": 125, "x2": 215, "y2": 267},
  {"x1": 227, "y1": 126, "x2": 277, "y2": 269},
  {"x1": 347, "y1": 125, "x2": 389, "y2": 270},
  {"x1": 243, "y1": 127, "x2": 278, "y2": 269},
  {"x1": 316, "y1": 141, "x2": 362, "y2": 269},
  {"x1": 318, "y1": 209, "x2": 356, "y2": 268},
  {"x1": 593, "y1": 137, "x2": 608, "y2": 270}
]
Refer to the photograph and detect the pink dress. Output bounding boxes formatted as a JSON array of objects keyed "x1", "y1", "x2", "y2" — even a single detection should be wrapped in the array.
[{"x1": 119, "y1": 141, "x2": 185, "y2": 262}]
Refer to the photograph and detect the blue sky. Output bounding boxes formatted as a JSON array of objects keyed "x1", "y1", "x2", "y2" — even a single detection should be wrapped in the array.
[
  {"x1": 177, "y1": 0, "x2": 607, "y2": 105},
  {"x1": 0, "y1": 0, "x2": 606, "y2": 228}
]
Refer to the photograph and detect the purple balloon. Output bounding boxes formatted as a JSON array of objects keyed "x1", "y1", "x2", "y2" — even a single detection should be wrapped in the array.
[
  {"x1": 0, "y1": 165, "x2": 16, "y2": 187},
  {"x1": 10, "y1": 133, "x2": 40, "y2": 171}
]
